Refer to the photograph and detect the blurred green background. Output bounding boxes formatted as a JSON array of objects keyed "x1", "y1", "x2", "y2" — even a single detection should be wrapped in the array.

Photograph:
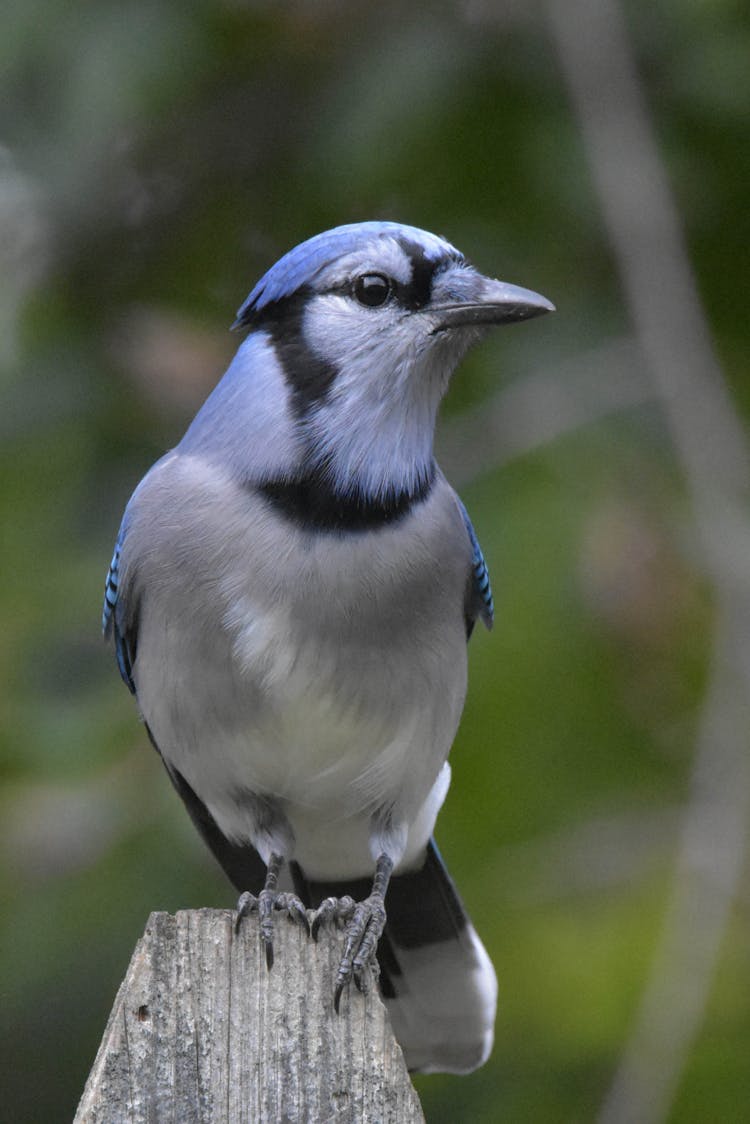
[{"x1": 2, "y1": 2, "x2": 749, "y2": 1121}]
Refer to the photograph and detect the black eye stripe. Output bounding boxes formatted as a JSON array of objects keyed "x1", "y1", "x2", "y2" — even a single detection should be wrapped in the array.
[
  {"x1": 321, "y1": 244, "x2": 465, "y2": 313},
  {"x1": 397, "y1": 242, "x2": 437, "y2": 309},
  {"x1": 394, "y1": 239, "x2": 464, "y2": 310}
]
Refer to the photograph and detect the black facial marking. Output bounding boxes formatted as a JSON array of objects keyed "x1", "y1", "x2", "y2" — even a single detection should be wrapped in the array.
[
  {"x1": 230, "y1": 236, "x2": 465, "y2": 418},
  {"x1": 395, "y1": 239, "x2": 464, "y2": 311},
  {"x1": 249, "y1": 291, "x2": 338, "y2": 418},
  {"x1": 256, "y1": 462, "x2": 436, "y2": 533},
  {"x1": 393, "y1": 240, "x2": 437, "y2": 310}
]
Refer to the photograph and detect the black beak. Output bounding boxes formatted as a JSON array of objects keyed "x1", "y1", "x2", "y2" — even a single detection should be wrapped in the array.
[{"x1": 429, "y1": 277, "x2": 555, "y2": 332}]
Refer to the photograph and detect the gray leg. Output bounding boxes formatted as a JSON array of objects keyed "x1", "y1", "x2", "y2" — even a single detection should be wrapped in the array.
[
  {"x1": 312, "y1": 852, "x2": 394, "y2": 1012},
  {"x1": 235, "y1": 851, "x2": 310, "y2": 968}
]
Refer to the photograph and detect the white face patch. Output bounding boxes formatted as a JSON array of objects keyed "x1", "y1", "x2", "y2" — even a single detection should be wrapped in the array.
[
  {"x1": 313, "y1": 237, "x2": 419, "y2": 292},
  {"x1": 298, "y1": 280, "x2": 477, "y2": 499}
]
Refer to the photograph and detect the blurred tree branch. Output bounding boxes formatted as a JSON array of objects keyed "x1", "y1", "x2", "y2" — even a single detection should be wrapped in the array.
[{"x1": 543, "y1": 1, "x2": 750, "y2": 1121}]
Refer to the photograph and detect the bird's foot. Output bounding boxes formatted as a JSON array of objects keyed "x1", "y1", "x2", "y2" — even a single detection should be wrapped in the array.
[
  {"x1": 235, "y1": 888, "x2": 310, "y2": 968},
  {"x1": 310, "y1": 894, "x2": 357, "y2": 938},
  {"x1": 313, "y1": 891, "x2": 387, "y2": 1012},
  {"x1": 234, "y1": 856, "x2": 309, "y2": 970}
]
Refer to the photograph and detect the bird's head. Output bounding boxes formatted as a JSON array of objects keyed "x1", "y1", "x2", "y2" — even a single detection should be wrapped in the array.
[
  {"x1": 187, "y1": 222, "x2": 553, "y2": 503},
  {"x1": 235, "y1": 220, "x2": 552, "y2": 384}
]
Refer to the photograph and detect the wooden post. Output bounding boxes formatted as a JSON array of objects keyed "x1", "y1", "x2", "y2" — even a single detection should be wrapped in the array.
[{"x1": 74, "y1": 909, "x2": 424, "y2": 1123}]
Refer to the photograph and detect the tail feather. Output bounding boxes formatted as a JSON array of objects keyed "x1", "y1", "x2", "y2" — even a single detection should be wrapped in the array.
[{"x1": 293, "y1": 839, "x2": 497, "y2": 1074}]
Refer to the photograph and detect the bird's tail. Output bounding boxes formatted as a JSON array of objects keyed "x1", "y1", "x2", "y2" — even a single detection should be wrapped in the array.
[{"x1": 293, "y1": 839, "x2": 497, "y2": 1074}]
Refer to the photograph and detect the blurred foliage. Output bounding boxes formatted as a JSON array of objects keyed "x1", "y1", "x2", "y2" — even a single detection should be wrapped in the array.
[{"x1": 2, "y1": 1, "x2": 749, "y2": 1121}]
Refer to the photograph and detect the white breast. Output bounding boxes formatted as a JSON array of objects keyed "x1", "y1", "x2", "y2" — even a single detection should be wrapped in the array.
[{"x1": 126, "y1": 452, "x2": 470, "y2": 874}]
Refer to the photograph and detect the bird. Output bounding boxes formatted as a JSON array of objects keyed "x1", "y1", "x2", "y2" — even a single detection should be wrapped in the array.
[{"x1": 103, "y1": 220, "x2": 553, "y2": 1074}]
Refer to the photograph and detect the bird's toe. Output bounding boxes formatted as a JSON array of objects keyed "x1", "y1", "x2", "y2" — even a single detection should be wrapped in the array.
[{"x1": 333, "y1": 893, "x2": 386, "y2": 1012}]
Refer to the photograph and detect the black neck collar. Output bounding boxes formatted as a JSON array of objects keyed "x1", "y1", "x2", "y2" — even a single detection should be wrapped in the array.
[{"x1": 255, "y1": 463, "x2": 436, "y2": 532}]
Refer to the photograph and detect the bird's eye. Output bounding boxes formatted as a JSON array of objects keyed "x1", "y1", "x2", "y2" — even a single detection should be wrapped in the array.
[{"x1": 353, "y1": 273, "x2": 392, "y2": 308}]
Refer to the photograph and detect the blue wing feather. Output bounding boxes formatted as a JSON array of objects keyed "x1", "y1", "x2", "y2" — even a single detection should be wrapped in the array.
[
  {"x1": 102, "y1": 537, "x2": 121, "y2": 637},
  {"x1": 456, "y1": 496, "x2": 494, "y2": 633},
  {"x1": 102, "y1": 524, "x2": 136, "y2": 694}
]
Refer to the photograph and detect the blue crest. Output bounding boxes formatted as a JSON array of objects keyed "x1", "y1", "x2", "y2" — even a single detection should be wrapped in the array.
[{"x1": 234, "y1": 221, "x2": 460, "y2": 326}]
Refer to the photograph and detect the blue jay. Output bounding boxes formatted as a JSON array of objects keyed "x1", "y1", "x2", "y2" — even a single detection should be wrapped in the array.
[{"x1": 103, "y1": 221, "x2": 553, "y2": 1074}]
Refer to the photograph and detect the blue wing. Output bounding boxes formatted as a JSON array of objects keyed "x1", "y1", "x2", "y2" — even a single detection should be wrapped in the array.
[
  {"x1": 102, "y1": 523, "x2": 136, "y2": 694},
  {"x1": 456, "y1": 496, "x2": 494, "y2": 636}
]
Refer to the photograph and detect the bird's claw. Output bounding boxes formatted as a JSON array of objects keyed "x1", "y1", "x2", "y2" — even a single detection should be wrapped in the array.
[
  {"x1": 310, "y1": 894, "x2": 356, "y2": 941},
  {"x1": 236, "y1": 883, "x2": 387, "y2": 1009},
  {"x1": 235, "y1": 890, "x2": 256, "y2": 933},
  {"x1": 330, "y1": 893, "x2": 386, "y2": 1013},
  {"x1": 234, "y1": 888, "x2": 310, "y2": 969}
]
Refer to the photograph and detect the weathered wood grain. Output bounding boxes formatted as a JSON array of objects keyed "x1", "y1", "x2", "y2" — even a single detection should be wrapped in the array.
[{"x1": 75, "y1": 909, "x2": 424, "y2": 1123}]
